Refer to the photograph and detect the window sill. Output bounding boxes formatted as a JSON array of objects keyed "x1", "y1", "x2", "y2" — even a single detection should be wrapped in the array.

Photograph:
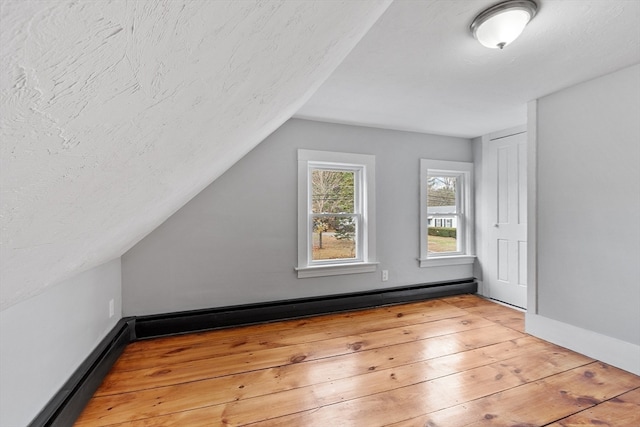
[
  {"x1": 295, "y1": 262, "x2": 378, "y2": 278},
  {"x1": 418, "y1": 255, "x2": 475, "y2": 268}
]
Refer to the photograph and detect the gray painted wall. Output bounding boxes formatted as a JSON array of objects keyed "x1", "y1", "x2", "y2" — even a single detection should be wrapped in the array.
[
  {"x1": 471, "y1": 135, "x2": 485, "y2": 295},
  {"x1": 0, "y1": 258, "x2": 122, "y2": 427},
  {"x1": 536, "y1": 64, "x2": 640, "y2": 345},
  {"x1": 123, "y1": 119, "x2": 473, "y2": 316}
]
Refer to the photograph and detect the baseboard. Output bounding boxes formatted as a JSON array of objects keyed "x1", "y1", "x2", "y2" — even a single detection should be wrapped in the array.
[
  {"x1": 134, "y1": 279, "x2": 478, "y2": 339},
  {"x1": 28, "y1": 318, "x2": 135, "y2": 427},
  {"x1": 29, "y1": 279, "x2": 476, "y2": 426},
  {"x1": 526, "y1": 313, "x2": 640, "y2": 376}
]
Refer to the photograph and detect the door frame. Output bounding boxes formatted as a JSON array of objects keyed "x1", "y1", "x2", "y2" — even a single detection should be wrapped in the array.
[{"x1": 526, "y1": 100, "x2": 538, "y2": 314}]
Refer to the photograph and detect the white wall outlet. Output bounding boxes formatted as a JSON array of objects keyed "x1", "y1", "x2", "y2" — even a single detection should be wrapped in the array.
[
  {"x1": 108, "y1": 299, "x2": 115, "y2": 318},
  {"x1": 381, "y1": 270, "x2": 389, "y2": 281}
]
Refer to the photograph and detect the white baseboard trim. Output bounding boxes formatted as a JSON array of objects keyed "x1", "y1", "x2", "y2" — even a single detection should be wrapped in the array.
[{"x1": 526, "y1": 313, "x2": 640, "y2": 376}]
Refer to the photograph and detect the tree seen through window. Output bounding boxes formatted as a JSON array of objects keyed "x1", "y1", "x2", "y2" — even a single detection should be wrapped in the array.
[{"x1": 311, "y1": 169, "x2": 356, "y2": 260}]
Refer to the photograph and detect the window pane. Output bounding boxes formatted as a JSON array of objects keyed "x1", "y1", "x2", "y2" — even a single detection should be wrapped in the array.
[
  {"x1": 427, "y1": 176, "x2": 459, "y2": 253},
  {"x1": 312, "y1": 216, "x2": 356, "y2": 260},
  {"x1": 427, "y1": 176, "x2": 457, "y2": 214},
  {"x1": 427, "y1": 225, "x2": 458, "y2": 253},
  {"x1": 311, "y1": 169, "x2": 354, "y2": 213}
]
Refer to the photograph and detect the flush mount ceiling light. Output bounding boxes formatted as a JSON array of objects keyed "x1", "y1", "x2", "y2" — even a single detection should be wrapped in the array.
[{"x1": 470, "y1": 0, "x2": 538, "y2": 49}]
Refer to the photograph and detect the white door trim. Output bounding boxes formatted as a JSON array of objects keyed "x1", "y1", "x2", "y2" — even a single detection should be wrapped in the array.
[{"x1": 526, "y1": 100, "x2": 538, "y2": 314}]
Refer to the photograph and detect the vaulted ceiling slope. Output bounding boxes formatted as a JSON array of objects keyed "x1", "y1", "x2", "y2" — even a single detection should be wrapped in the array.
[{"x1": 0, "y1": 0, "x2": 392, "y2": 310}]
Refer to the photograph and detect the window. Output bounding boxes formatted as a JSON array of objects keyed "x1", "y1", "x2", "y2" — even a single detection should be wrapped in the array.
[
  {"x1": 419, "y1": 159, "x2": 474, "y2": 267},
  {"x1": 297, "y1": 150, "x2": 377, "y2": 278}
]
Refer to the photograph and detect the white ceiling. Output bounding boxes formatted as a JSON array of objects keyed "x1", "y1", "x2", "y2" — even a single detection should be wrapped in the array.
[
  {"x1": 296, "y1": 0, "x2": 640, "y2": 138},
  {"x1": 0, "y1": 0, "x2": 391, "y2": 310}
]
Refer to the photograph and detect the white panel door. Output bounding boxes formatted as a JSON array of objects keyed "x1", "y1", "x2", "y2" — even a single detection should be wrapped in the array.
[{"x1": 484, "y1": 132, "x2": 527, "y2": 308}]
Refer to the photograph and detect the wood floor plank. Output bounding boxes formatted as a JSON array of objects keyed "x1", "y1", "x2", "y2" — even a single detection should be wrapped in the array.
[
  {"x1": 441, "y1": 294, "x2": 498, "y2": 308},
  {"x1": 95, "y1": 315, "x2": 509, "y2": 396},
  {"x1": 76, "y1": 335, "x2": 545, "y2": 426},
  {"x1": 461, "y1": 304, "x2": 523, "y2": 321},
  {"x1": 122, "y1": 299, "x2": 461, "y2": 355},
  {"x1": 110, "y1": 405, "x2": 226, "y2": 427},
  {"x1": 390, "y1": 362, "x2": 640, "y2": 427},
  {"x1": 481, "y1": 311, "x2": 526, "y2": 333},
  {"x1": 442, "y1": 296, "x2": 526, "y2": 332},
  {"x1": 75, "y1": 296, "x2": 640, "y2": 427},
  {"x1": 547, "y1": 387, "x2": 640, "y2": 427},
  {"x1": 113, "y1": 301, "x2": 467, "y2": 372},
  {"x1": 220, "y1": 343, "x2": 591, "y2": 426},
  {"x1": 236, "y1": 345, "x2": 593, "y2": 427}
]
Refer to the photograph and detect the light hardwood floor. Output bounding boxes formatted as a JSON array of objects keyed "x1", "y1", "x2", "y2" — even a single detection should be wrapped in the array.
[{"x1": 75, "y1": 295, "x2": 640, "y2": 426}]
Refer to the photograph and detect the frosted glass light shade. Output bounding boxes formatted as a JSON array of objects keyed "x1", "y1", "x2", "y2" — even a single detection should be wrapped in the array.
[{"x1": 470, "y1": 0, "x2": 538, "y2": 49}]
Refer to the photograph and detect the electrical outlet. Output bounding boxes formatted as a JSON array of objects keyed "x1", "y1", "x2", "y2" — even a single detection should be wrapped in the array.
[
  {"x1": 382, "y1": 270, "x2": 389, "y2": 281},
  {"x1": 108, "y1": 299, "x2": 115, "y2": 318}
]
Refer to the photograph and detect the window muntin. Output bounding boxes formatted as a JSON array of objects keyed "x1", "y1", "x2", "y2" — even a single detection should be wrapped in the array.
[
  {"x1": 419, "y1": 159, "x2": 474, "y2": 267},
  {"x1": 297, "y1": 150, "x2": 376, "y2": 278}
]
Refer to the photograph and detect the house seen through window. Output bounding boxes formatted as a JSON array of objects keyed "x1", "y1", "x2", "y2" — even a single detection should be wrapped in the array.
[
  {"x1": 427, "y1": 175, "x2": 460, "y2": 254},
  {"x1": 419, "y1": 159, "x2": 474, "y2": 267}
]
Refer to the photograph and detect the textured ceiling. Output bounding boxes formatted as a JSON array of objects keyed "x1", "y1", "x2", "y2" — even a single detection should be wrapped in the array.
[
  {"x1": 296, "y1": 0, "x2": 640, "y2": 138},
  {"x1": 0, "y1": 0, "x2": 392, "y2": 310}
]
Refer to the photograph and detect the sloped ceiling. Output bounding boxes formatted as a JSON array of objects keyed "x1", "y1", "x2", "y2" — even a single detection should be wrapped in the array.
[{"x1": 0, "y1": 0, "x2": 392, "y2": 310}]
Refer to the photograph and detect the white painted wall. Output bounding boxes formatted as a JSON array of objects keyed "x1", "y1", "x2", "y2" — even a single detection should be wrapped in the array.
[
  {"x1": 0, "y1": 259, "x2": 121, "y2": 427},
  {"x1": 527, "y1": 64, "x2": 640, "y2": 374},
  {"x1": 123, "y1": 119, "x2": 473, "y2": 316}
]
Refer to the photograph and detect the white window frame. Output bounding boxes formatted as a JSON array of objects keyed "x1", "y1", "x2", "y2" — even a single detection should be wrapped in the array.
[
  {"x1": 296, "y1": 149, "x2": 377, "y2": 278},
  {"x1": 419, "y1": 159, "x2": 475, "y2": 268}
]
